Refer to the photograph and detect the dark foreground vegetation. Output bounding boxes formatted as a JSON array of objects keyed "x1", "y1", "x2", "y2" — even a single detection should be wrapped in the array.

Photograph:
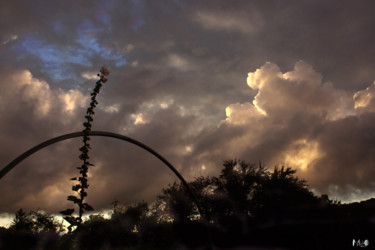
[{"x1": 1, "y1": 160, "x2": 374, "y2": 249}]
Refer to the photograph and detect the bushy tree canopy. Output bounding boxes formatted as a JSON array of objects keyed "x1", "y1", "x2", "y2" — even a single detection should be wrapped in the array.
[{"x1": 2, "y1": 160, "x2": 368, "y2": 249}]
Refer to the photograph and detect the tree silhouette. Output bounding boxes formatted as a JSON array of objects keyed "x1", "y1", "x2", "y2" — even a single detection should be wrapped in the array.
[
  {"x1": 111, "y1": 201, "x2": 149, "y2": 232},
  {"x1": 157, "y1": 160, "x2": 269, "y2": 226},
  {"x1": 9, "y1": 209, "x2": 33, "y2": 233},
  {"x1": 0, "y1": 209, "x2": 63, "y2": 250},
  {"x1": 215, "y1": 160, "x2": 267, "y2": 217},
  {"x1": 3, "y1": 159, "x2": 373, "y2": 249},
  {"x1": 252, "y1": 166, "x2": 318, "y2": 221},
  {"x1": 10, "y1": 209, "x2": 62, "y2": 234},
  {"x1": 158, "y1": 182, "x2": 198, "y2": 223}
]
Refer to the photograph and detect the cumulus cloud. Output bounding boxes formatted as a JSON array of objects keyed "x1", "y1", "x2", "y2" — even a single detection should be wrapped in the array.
[
  {"x1": 1, "y1": 70, "x2": 87, "y2": 117},
  {"x1": 246, "y1": 61, "x2": 354, "y2": 121},
  {"x1": 1, "y1": 0, "x2": 375, "y2": 220},
  {"x1": 220, "y1": 61, "x2": 375, "y2": 202},
  {"x1": 0, "y1": 69, "x2": 90, "y2": 211},
  {"x1": 0, "y1": 68, "x2": 203, "y2": 213},
  {"x1": 1, "y1": 61, "x2": 374, "y2": 214}
]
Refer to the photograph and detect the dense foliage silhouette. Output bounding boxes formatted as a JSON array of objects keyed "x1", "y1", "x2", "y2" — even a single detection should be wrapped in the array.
[{"x1": 1, "y1": 159, "x2": 374, "y2": 249}]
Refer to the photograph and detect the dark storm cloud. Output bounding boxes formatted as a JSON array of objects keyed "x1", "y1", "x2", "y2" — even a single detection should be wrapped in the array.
[
  {"x1": 184, "y1": 0, "x2": 375, "y2": 89},
  {"x1": 309, "y1": 112, "x2": 375, "y2": 201},
  {"x1": 265, "y1": 0, "x2": 375, "y2": 90},
  {"x1": 0, "y1": 0, "x2": 375, "y2": 217}
]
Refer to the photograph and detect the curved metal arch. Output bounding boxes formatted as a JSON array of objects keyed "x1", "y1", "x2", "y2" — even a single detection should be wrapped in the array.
[{"x1": 0, "y1": 131, "x2": 203, "y2": 216}]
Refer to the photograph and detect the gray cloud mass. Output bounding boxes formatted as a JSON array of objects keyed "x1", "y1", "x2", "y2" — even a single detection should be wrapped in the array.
[{"x1": 0, "y1": 0, "x2": 375, "y2": 217}]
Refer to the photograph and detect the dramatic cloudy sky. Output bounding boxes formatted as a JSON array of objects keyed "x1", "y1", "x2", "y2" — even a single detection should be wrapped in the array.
[{"x1": 1, "y1": 0, "x2": 375, "y2": 222}]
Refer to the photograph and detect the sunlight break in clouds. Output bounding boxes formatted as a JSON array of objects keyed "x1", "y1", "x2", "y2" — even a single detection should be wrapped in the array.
[
  {"x1": 283, "y1": 139, "x2": 322, "y2": 171},
  {"x1": 353, "y1": 81, "x2": 375, "y2": 113},
  {"x1": 81, "y1": 71, "x2": 99, "y2": 80},
  {"x1": 131, "y1": 113, "x2": 148, "y2": 125},
  {"x1": 1, "y1": 34, "x2": 18, "y2": 45},
  {"x1": 129, "y1": 96, "x2": 175, "y2": 126},
  {"x1": 222, "y1": 61, "x2": 375, "y2": 200},
  {"x1": 58, "y1": 89, "x2": 87, "y2": 113}
]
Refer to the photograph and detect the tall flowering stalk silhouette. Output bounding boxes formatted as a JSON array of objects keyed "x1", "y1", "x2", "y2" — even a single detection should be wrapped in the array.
[{"x1": 60, "y1": 66, "x2": 109, "y2": 231}]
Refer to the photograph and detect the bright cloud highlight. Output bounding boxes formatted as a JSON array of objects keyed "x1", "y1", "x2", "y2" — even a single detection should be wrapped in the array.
[{"x1": 219, "y1": 61, "x2": 375, "y2": 202}]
